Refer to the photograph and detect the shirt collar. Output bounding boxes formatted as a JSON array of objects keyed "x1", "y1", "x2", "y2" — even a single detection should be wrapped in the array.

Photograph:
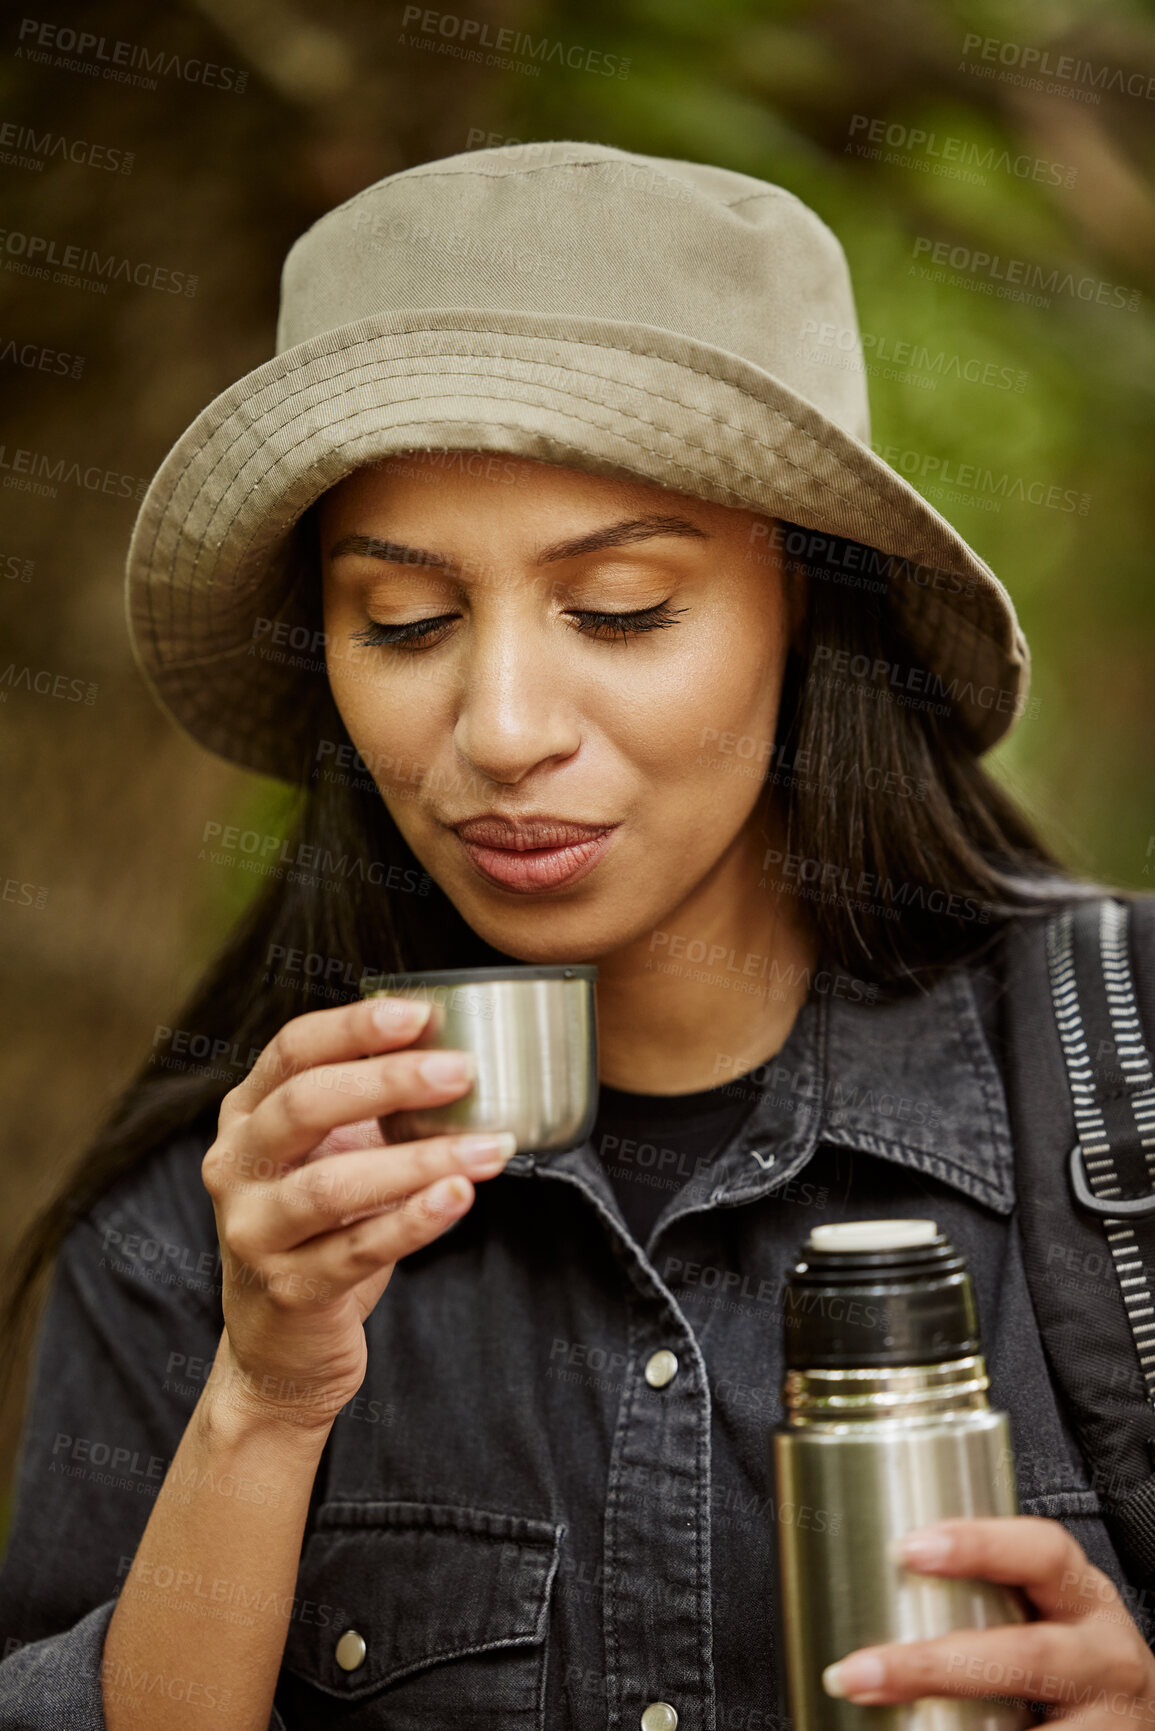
[{"x1": 506, "y1": 950, "x2": 1015, "y2": 1219}]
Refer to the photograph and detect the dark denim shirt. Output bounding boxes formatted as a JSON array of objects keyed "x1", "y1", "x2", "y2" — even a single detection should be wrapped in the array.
[{"x1": 0, "y1": 947, "x2": 1148, "y2": 1730}]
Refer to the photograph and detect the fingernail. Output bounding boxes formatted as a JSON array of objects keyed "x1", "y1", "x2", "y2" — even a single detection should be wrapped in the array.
[
  {"x1": 425, "y1": 1175, "x2": 472, "y2": 1216},
  {"x1": 419, "y1": 1050, "x2": 475, "y2": 1085},
  {"x1": 900, "y1": 1526, "x2": 955, "y2": 1568},
  {"x1": 455, "y1": 1132, "x2": 518, "y2": 1174},
  {"x1": 823, "y1": 1654, "x2": 886, "y2": 1698},
  {"x1": 371, "y1": 998, "x2": 426, "y2": 1030}
]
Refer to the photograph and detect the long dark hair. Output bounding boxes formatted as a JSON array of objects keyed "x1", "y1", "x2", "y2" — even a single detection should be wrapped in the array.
[{"x1": 0, "y1": 521, "x2": 1111, "y2": 1405}]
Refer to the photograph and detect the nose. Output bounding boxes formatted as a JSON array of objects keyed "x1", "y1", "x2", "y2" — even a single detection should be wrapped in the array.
[{"x1": 451, "y1": 605, "x2": 583, "y2": 785}]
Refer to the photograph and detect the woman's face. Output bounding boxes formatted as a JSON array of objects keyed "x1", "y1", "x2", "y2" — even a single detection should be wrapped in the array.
[{"x1": 318, "y1": 452, "x2": 805, "y2": 964}]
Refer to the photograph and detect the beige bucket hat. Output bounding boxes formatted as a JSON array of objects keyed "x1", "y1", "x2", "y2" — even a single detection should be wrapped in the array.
[{"x1": 124, "y1": 140, "x2": 1030, "y2": 783}]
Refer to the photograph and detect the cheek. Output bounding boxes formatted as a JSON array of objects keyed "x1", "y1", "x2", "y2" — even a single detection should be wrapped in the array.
[
  {"x1": 625, "y1": 613, "x2": 786, "y2": 773},
  {"x1": 323, "y1": 600, "x2": 447, "y2": 761},
  {"x1": 333, "y1": 667, "x2": 440, "y2": 750}
]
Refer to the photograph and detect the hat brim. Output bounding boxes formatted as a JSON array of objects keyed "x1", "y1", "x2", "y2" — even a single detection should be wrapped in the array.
[{"x1": 125, "y1": 307, "x2": 1030, "y2": 783}]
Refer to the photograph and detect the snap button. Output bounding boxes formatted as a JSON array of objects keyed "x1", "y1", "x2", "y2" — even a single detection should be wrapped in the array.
[
  {"x1": 641, "y1": 1703, "x2": 679, "y2": 1730},
  {"x1": 335, "y1": 1629, "x2": 367, "y2": 1672},
  {"x1": 644, "y1": 1349, "x2": 679, "y2": 1388}
]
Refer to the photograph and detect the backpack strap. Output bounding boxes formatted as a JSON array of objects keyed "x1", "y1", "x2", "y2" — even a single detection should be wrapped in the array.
[
  {"x1": 1047, "y1": 899, "x2": 1155, "y2": 1394},
  {"x1": 1002, "y1": 892, "x2": 1155, "y2": 1587}
]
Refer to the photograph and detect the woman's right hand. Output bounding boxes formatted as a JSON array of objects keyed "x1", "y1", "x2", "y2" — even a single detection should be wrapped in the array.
[{"x1": 200, "y1": 994, "x2": 515, "y2": 1433}]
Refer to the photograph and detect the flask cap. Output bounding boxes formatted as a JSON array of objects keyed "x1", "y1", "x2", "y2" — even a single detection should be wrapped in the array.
[{"x1": 782, "y1": 1217, "x2": 982, "y2": 1369}]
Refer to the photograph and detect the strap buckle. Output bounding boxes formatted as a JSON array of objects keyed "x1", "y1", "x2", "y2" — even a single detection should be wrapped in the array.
[{"x1": 1068, "y1": 1143, "x2": 1155, "y2": 1219}]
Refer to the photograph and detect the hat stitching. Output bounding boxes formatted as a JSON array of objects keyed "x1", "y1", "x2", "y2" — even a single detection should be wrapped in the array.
[
  {"x1": 313, "y1": 147, "x2": 790, "y2": 206},
  {"x1": 174, "y1": 370, "x2": 886, "y2": 584},
  {"x1": 723, "y1": 189, "x2": 807, "y2": 212},
  {"x1": 195, "y1": 316, "x2": 890, "y2": 492},
  {"x1": 284, "y1": 149, "x2": 693, "y2": 243},
  {"x1": 141, "y1": 366, "x2": 1015, "y2": 691},
  {"x1": 156, "y1": 404, "x2": 1016, "y2": 689},
  {"x1": 138, "y1": 333, "x2": 991, "y2": 610},
  {"x1": 161, "y1": 371, "x2": 988, "y2": 642},
  {"x1": 137, "y1": 353, "x2": 875, "y2": 658},
  {"x1": 390, "y1": 158, "x2": 800, "y2": 213}
]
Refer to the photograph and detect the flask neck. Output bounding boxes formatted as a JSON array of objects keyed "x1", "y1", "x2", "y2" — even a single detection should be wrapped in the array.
[{"x1": 784, "y1": 1353, "x2": 992, "y2": 1426}]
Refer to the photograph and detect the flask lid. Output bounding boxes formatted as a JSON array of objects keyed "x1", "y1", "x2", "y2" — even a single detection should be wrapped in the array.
[
  {"x1": 783, "y1": 1217, "x2": 982, "y2": 1369},
  {"x1": 808, "y1": 1219, "x2": 939, "y2": 1253}
]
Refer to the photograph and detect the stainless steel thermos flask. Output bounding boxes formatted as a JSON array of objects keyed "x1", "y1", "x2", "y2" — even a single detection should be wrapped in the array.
[{"x1": 773, "y1": 1219, "x2": 1031, "y2": 1731}]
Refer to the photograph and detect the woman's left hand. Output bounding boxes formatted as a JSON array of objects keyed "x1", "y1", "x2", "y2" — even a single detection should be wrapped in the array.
[{"x1": 822, "y1": 1516, "x2": 1155, "y2": 1722}]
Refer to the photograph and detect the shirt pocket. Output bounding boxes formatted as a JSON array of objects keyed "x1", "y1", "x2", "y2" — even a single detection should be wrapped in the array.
[{"x1": 278, "y1": 1499, "x2": 563, "y2": 1730}]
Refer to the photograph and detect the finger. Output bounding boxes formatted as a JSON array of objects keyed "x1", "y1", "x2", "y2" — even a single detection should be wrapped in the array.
[
  {"x1": 227, "y1": 1128, "x2": 519, "y2": 1256},
  {"x1": 217, "y1": 1045, "x2": 479, "y2": 1176},
  {"x1": 224, "y1": 995, "x2": 433, "y2": 1115},
  {"x1": 301, "y1": 1117, "x2": 389, "y2": 1162},
  {"x1": 241, "y1": 1172, "x2": 479, "y2": 1301},
  {"x1": 212, "y1": 1117, "x2": 387, "y2": 1202},
  {"x1": 821, "y1": 1618, "x2": 1147, "y2": 1708},
  {"x1": 896, "y1": 1517, "x2": 1118, "y2": 1622}
]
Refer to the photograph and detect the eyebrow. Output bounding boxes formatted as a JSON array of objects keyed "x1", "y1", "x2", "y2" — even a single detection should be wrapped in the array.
[{"x1": 327, "y1": 513, "x2": 710, "y2": 572}]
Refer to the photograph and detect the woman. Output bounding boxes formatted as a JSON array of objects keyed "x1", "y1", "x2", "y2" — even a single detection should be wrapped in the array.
[{"x1": 1, "y1": 140, "x2": 1152, "y2": 1729}]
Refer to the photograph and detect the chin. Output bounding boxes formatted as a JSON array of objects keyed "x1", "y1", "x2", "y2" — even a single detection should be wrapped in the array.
[{"x1": 460, "y1": 897, "x2": 641, "y2": 967}]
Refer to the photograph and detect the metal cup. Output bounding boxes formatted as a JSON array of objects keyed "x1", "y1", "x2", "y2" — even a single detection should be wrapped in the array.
[{"x1": 360, "y1": 964, "x2": 598, "y2": 1152}]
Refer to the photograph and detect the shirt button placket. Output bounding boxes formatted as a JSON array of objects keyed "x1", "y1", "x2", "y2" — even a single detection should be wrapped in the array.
[{"x1": 603, "y1": 1304, "x2": 712, "y2": 1731}]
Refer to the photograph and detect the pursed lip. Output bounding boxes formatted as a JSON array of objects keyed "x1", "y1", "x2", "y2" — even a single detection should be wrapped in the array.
[{"x1": 450, "y1": 814, "x2": 617, "y2": 851}]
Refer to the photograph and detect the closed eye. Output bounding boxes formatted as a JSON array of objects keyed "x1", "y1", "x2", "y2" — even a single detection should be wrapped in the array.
[{"x1": 350, "y1": 601, "x2": 688, "y2": 651}]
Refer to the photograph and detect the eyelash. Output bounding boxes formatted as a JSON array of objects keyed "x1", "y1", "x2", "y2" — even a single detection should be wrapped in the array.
[{"x1": 350, "y1": 601, "x2": 688, "y2": 651}]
